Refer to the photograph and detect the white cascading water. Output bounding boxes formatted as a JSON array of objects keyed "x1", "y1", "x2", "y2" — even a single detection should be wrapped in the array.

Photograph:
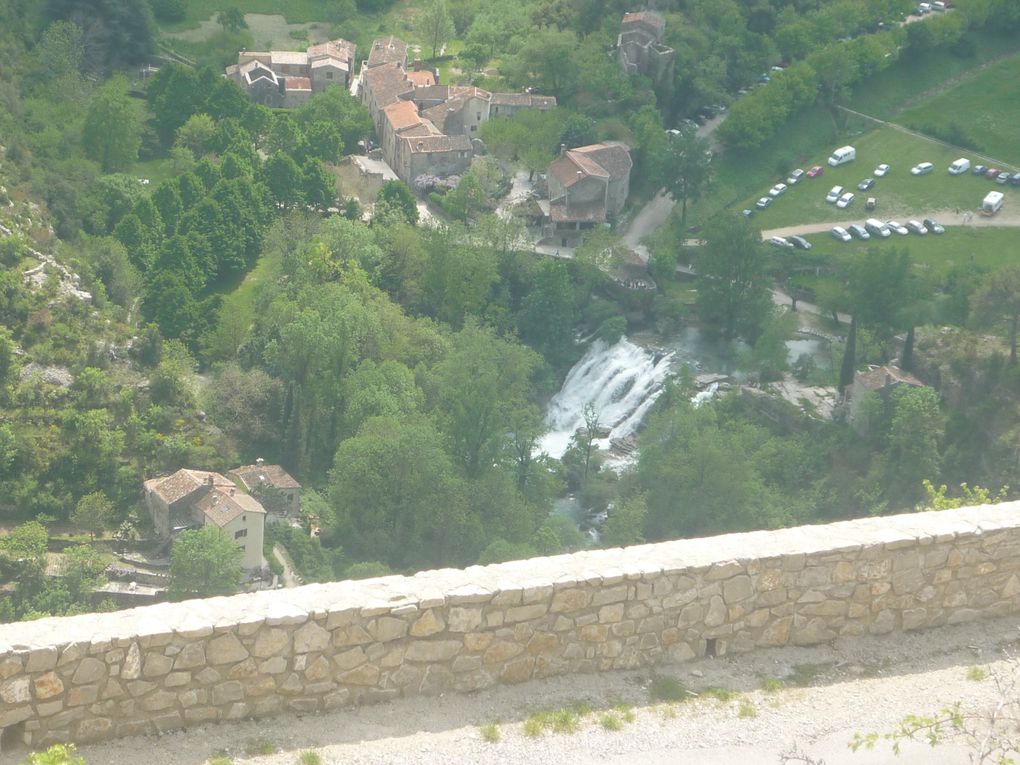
[{"x1": 539, "y1": 337, "x2": 676, "y2": 459}]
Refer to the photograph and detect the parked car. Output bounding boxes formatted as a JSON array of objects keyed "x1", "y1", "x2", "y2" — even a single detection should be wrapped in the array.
[
  {"x1": 825, "y1": 185, "x2": 844, "y2": 203},
  {"x1": 787, "y1": 169, "x2": 805, "y2": 185},
  {"x1": 910, "y1": 162, "x2": 935, "y2": 175},
  {"x1": 886, "y1": 220, "x2": 909, "y2": 235},
  {"x1": 806, "y1": 165, "x2": 824, "y2": 178},
  {"x1": 768, "y1": 235, "x2": 794, "y2": 248},
  {"x1": 932, "y1": 0, "x2": 946, "y2": 9},
  {"x1": 836, "y1": 191, "x2": 855, "y2": 209},
  {"x1": 986, "y1": 168, "x2": 1001, "y2": 179},
  {"x1": 742, "y1": 208, "x2": 755, "y2": 218},
  {"x1": 922, "y1": 217, "x2": 945, "y2": 234},
  {"x1": 865, "y1": 218, "x2": 892, "y2": 238},
  {"x1": 831, "y1": 226, "x2": 852, "y2": 242},
  {"x1": 1010, "y1": 173, "x2": 1020, "y2": 187},
  {"x1": 848, "y1": 224, "x2": 871, "y2": 240},
  {"x1": 788, "y1": 235, "x2": 812, "y2": 250},
  {"x1": 917, "y1": 2, "x2": 931, "y2": 13},
  {"x1": 973, "y1": 164, "x2": 988, "y2": 176},
  {"x1": 756, "y1": 196, "x2": 772, "y2": 209},
  {"x1": 906, "y1": 219, "x2": 928, "y2": 235},
  {"x1": 858, "y1": 177, "x2": 876, "y2": 191},
  {"x1": 874, "y1": 164, "x2": 890, "y2": 177},
  {"x1": 866, "y1": 197, "x2": 877, "y2": 210},
  {"x1": 769, "y1": 183, "x2": 788, "y2": 197}
]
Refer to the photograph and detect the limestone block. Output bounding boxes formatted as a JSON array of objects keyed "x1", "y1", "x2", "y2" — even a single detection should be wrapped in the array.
[
  {"x1": 1003, "y1": 574, "x2": 1020, "y2": 598},
  {"x1": 73, "y1": 717, "x2": 112, "y2": 740},
  {"x1": 902, "y1": 608, "x2": 928, "y2": 631},
  {"x1": 36, "y1": 699, "x2": 63, "y2": 717},
  {"x1": 228, "y1": 658, "x2": 258, "y2": 680},
  {"x1": 304, "y1": 656, "x2": 331, "y2": 682},
  {"x1": 526, "y1": 633, "x2": 559, "y2": 655},
  {"x1": 482, "y1": 641, "x2": 523, "y2": 664},
  {"x1": 723, "y1": 575, "x2": 754, "y2": 604},
  {"x1": 294, "y1": 621, "x2": 332, "y2": 653},
  {"x1": 370, "y1": 617, "x2": 408, "y2": 643},
  {"x1": 410, "y1": 609, "x2": 445, "y2": 637},
  {"x1": 703, "y1": 595, "x2": 726, "y2": 628},
  {"x1": 333, "y1": 647, "x2": 367, "y2": 672},
  {"x1": 390, "y1": 664, "x2": 422, "y2": 688},
  {"x1": 195, "y1": 667, "x2": 221, "y2": 685},
  {"x1": 705, "y1": 561, "x2": 743, "y2": 580},
  {"x1": 207, "y1": 633, "x2": 249, "y2": 664},
  {"x1": 800, "y1": 600, "x2": 846, "y2": 618},
  {"x1": 333, "y1": 625, "x2": 372, "y2": 648},
  {"x1": 892, "y1": 568, "x2": 925, "y2": 595},
  {"x1": 252, "y1": 628, "x2": 291, "y2": 658},
  {"x1": 611, "y1": 620, "x2": 636, "y2": 638},
  {"x1": 418, "y1": 664, "x2": 454, "y2": 695},
  {"x1": 142, "y1": 652, "x2": 174, "y2": 678},
  {"x1": 452, "y1": 655, "x2": 483, "y2": 674},
  {"x1": 760, "y1": 616, "x2": 793, "y2": 646},
  {"x1": 151, "y1": 711, "x2": 183, "y2": 733},
  {"x1": 164, "y1": 671, "x2": 191, "y2": 688},
  {"x1": 505, "y1": 604, "x2": 548, "y2": 623},
  {"x1": 57, "y1": 643, "x2": 88, "y2": 667},
  {"x1": 244, "y1": 675, "x2": 277, "y2": 698},
  {"x1": 25, "y1": 646, "x2": 58, "y2": 673},
  {"x1": 869, "y1": 609, "x2": 896, "y2": 634},
  {"x1": 1, "y1": 676, "x2": 31, "y2": 704},
  {"x1": 522, "y1": 584, "x2": 554, "y2": 605},
  {"x1": 340, "y1": 663, "x2": 381, "y2": 686},
  {"x1": 579, "y1": 624, "x2": 608, "y2": 643},
  {"x1": 591, "y1": 585, "x2": 629, "y2": 607},
  {"x1": 173, "y1": 640, "x2": 205, "y2": 669},
  {"x1": 179, "y1": 688, "x2": 207, "y2": 708},
  {"x1": 947, "y1": 608, "x2": 980, "y2": 624},
  {"x1": 121, "y1": 643, "x2": 141, "y2": 680},
  {"x1": 454, "y1": 669, "x2": 493, "y2": 692},
  {"x1": 33, "y1": 671, "x2": 64, "y2": 700},
  {"x1": 184, "y1": 706, "x2": 220, "y2": 724},
  {"x1": 500, "y1": 656, "x2": 535, "y2": 683},
  {"x1": 599, "y1": 604, "x2": 625, "y2": 623},
  {"x1": 637, "y1": 615, "x2": 665, "y2": 634},
  {"x1": 211, "y1": 680, "x2": 244, "y2": 705},
  {"x1": 447, "y1": 607, "x2": 484, "y2": 633},
  {"x1": 0, "y1": 655, "x2": 23, "y2": 680},
  {"x1": 260, "y1": 657, "x2": 287, "y2": 674},
  {"x1": 463, "y1": 632, "x2": 493, "y2": 652},
  {"x1": 140, "y1": 690, "x2": 177, "y2": 712},
  {"x1": 101, "y1": 679, "x2": 125, "y2": 700},
  {"x1": 66, "y1": 684, "x2": 99, "y2": 707},
  {"x1": 380, "y1": 648, "x2": 404, "y2": 668},
  {"x1": 677, "y1": 602, "x2": 704, "y2": 628},
  {"x1": 404, "y1": 641, "x2": 462, "y2": 663},
  {"x1": 550, "y1": 591, "x2": 591, "y2": 616},
  {"x1": 792, "y1": 617, "x2": 836, "y2": 645}
]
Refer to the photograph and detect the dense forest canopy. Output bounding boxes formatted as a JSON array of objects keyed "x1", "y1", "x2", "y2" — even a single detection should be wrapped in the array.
[{"x1": 0, "y1": 0, "x2": 1019, "y2": 620}]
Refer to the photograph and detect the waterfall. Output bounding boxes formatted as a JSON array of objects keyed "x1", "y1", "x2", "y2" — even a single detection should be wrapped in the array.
[{"x1": 539, "y1": 338, "x2": 675, "y2": 459}]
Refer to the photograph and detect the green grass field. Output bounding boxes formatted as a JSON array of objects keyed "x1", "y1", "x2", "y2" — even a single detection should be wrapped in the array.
[
  {"x1": 740, "y1": 125, "x2": 1016, "y2": 229},
  {"x1": 795, "y1": 226, "x2": 1020, "y2": 276},
  {"x1": 898, "y1": 51, "x2": 1020, "y2": 165},
  {"x1": 166, "y1": 0, "x2": 335, "y2": 30}
]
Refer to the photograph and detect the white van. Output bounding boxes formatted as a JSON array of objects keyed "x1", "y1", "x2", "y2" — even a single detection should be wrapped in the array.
[
  {"x1": 827, "y1": 145, "x2": 856, "y2": 166},
  {"x1": 982, "y1": 191, "x2": 1005, "y2": 215},
  {"x1": 865, "y1": 218, "x2": 892, "y2": 238},
  {"x1": 948, "y1": 158, "x2": 971, "y2": 175}
]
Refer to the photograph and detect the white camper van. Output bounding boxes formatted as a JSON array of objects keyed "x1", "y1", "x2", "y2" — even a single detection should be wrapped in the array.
[
  {"x1": 827, "y1": 145, "x2": 856, "y2": 166},
  {"x1": 982, "y1": 191, "x2": 1005, "y2": 215},
  {"x1": 948, "y1": 158, "x2": 971, "y2": 175}
]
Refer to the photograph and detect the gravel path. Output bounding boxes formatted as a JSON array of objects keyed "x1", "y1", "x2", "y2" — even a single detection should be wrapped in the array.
[
  {"x1": 762, "y1": 208, "x2": 1020, "y2": 239},
  {"x1": 44, "y1": 616, "x2": 1020, "y2": 765}
]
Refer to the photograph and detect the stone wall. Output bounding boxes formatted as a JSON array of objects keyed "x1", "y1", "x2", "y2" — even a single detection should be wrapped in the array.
[{"x1": 3, "y1": 503, "x2": 1020, "y2": 749}]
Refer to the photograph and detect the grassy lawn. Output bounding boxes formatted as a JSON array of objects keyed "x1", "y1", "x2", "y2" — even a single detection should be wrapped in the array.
[
  {"x1": 166, "y1": 0, "x2": 336, "y2": 30},
  {"x1": 740, "y1": 125, "x2": 1014, "y2": 229},
  {"x1": 845, "y1": 31, "x2": 1020, "y2": 120},
  {"x1": 897, "y1": 51, "x2": 1020, "y2": 165},
  {"x1": 796, "y1": 225, "x2": 1020, "y2": 277}
]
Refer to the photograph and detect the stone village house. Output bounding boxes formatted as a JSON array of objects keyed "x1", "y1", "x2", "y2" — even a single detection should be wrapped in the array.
[
  {"x1": 545, "y1": 142, "x2": 633, "y2": 246},
  {"x1": 226, "y1": 38, "x2": 357, "y2": 108},
  {"x1": 143, "y1": 463, "x2": 300, "y2": 571}
]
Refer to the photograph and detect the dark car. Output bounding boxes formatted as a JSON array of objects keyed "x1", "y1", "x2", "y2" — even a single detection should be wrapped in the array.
[
  {"x1": 858, "y1": 177, "x2": 876, "y2": 191},
  {"x1": 922, "y1": 217, "x2": 945, "y2": 234},
  {"x1": 1010, "y1": 173, "x2": 1020, "y2": 187},
  {"x1": 973, "y1": 164, "x2": 987, "y2": 176},
  {"x1": 788, "y1": 235, "x2": 812, "y2": 250}
]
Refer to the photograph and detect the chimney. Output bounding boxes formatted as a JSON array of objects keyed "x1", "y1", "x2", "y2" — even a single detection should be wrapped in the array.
[
  {"x1": 256, "y1": 457, "x2": 265, "y2": 466},
  {"x1": 559, "y1": 143, "x2": 566, "y2": 157},
  {"x1": 206, "y1": 474, "x2": 214, "y2": 486},
  {"x1": 413, "y1": 59, "x2": 422, "y2": 71}
]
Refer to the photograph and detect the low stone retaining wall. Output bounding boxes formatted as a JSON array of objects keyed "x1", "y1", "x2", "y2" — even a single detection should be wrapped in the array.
[{"x1": 3, "y1": 503, "x2": 1020, "y2": 749}]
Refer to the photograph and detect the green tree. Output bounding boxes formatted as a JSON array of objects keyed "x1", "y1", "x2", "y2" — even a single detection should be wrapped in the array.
[
  {"x1": 520, "y1": 259, "x2": 577, "y2": 361},
  {"x1": 0, "y1": 522, "x2": 48, "y2": 583},
  {"x1": 887, "y1": 386, "x2": 943, "y2": 505},
  {"x1": 601, "y1": 493, "x2": 648, "y2": 547},
  {"x1": 377, "y1": 180, "x2": 418, "y2": 225},
  {"x1": 264, "y1": 152, "x2": 304, "y2": 209},
  {"x1": 972, "y1": 266, "x2": 1020, "y2": 366},
  {"x1": 419, "y1": 0, "x2": 455, "y2": 60},
  {"x1": 661, "y1": 130, "x2": 713, "y2": 227},
  {"x1": 169, "y1": 526, "x2": 242, "y2": 597},
  {"x1": 71, "y1": 491, "x2": 114, "y2": 541},
  {"x1": 216, "y1": 7, "x2": 247, "y2": 33},
  {"x1": 82, "y1": 75, "x2": 144, "y2": 172},
  {"x1": 694, "y1": 219, "x2": 773, "y2": 341},
  {"x1": 60, "y1": 544, "x2": 107, "y2": 602},
  {"x1": 174, "y1": 113, "x2": 217, "y2": 158}
]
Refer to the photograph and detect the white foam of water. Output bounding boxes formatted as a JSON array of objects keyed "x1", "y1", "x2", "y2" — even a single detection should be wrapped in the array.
[{"x1": 539, "y1": 338, "x2": 675, "y2": 459}]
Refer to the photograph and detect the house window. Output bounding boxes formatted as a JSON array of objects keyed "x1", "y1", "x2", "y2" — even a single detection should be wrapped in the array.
[
  {"x1": 476, "y1": 112, "x2": 481, "y2": 121},
  {"x1": 326, "y1": 71, "x2": 333, "y2": 79},
  {"x1": 235, "y1": 529, "x2": 247, "y2": 539},
  {"x1": 470, "y1": 125, "x2": 476, "y2": 132}
]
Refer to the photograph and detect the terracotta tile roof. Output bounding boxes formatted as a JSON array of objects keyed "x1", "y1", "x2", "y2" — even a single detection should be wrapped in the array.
[
  {"x1": 229, "y1": 464, "x2": 302, "y2": 491},
  {"x1": 403, "y1": 134, "x2": 473, "y2": 154},
  {"x1": 308, "y1": 38, "x2": 356, "y2": 63},
  {"x1": 284, "y1": 77, "x2": 312, "y2": 91},
  {"x1": 270, "y1": 50, "x2": 309, "y2": 67},
  {"x1": 363, "y1": 63, "x2": 413, "y2": 108},
  {"x1": 193, "y1": 489, "x2": 265, "y2": 528},
  {"x1": 622, "y1": 10, "x2": 665, "y2": 28},
  {"x1": 384, "y1": 100, "x2": 424, "y2": 131},
  {"x1": 491, "y1": 93, "x2": 557, "y2": 108},
  {"x1": 367, "y1": 36, "x2": 407, "y2": 68},
  {"x1": 571, "y1": 142, "x2": 633, "y2": 180},
  {"x1": 549, "y1": 151, "x2": 610, "y2": 189},
  {"x1": 145, "y1": 469, "x2": 234, "y2": 506},
  {"x1": 407, "y1": 70, "x2": 436, "y2": 87},
  {"x1": 310, "y1": 57, "x2": 350, "y2": 72},
  {"x1": 550, "y1": 201, "x2": 606, "y2": 223},
  {"x1": 855, "y1": 365, "x2": 924, "y2": 392}
]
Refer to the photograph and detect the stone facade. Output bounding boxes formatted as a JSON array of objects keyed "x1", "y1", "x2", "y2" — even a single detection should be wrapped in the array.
[{"x1": 3, "y1": 503, "x2": 1020, "y2": 748}]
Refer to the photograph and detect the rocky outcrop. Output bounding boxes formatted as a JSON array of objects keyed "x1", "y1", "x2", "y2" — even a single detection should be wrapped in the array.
[{"x1": 2, "y1": 503, "x2": 1020, "y2": 749}]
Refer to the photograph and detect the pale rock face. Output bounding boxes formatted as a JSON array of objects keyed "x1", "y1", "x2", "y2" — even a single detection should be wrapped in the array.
[{"x1": 2, "y1": 503, "x2": 1020, "y2": 750}]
